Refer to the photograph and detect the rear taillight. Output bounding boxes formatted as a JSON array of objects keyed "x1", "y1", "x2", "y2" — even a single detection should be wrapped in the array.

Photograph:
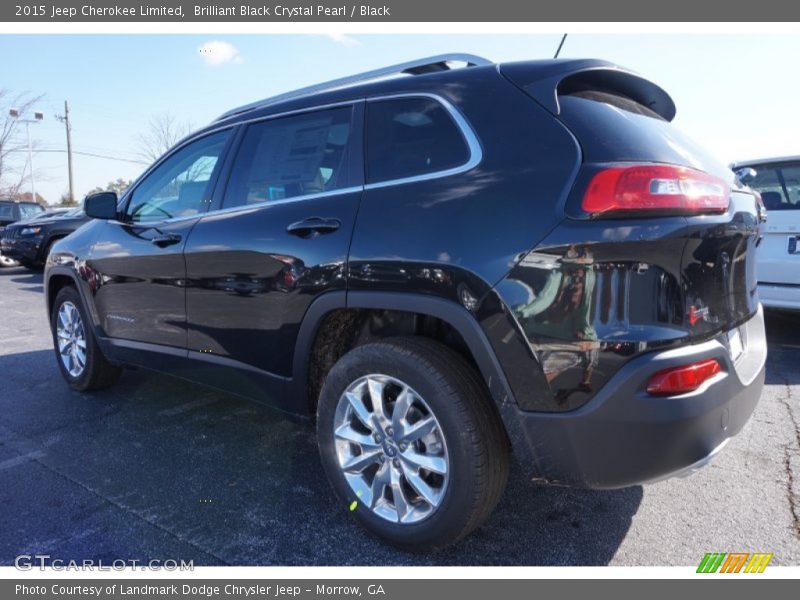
[
  {"x1": 646, "y1": 359, "x2": 722, "y2": 396},
  {"x1": 582, "y1": 165, "x2": 730, "y2": 216}
]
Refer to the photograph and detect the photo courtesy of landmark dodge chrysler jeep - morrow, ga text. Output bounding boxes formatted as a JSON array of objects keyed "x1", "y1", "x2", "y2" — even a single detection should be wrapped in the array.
[{"x1": 44, "y1": 55, "x2": 767, "y2": 550}]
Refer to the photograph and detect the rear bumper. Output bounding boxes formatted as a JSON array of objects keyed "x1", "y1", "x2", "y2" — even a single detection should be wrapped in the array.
[
  {"x1": 758, "y1": 283, "x2": 800, "y2": 311},
  {"x1": 512, "y1": 305, "x2": 767, "y2": 489}
]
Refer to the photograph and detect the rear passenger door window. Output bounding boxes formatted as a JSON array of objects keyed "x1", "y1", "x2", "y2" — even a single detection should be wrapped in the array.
[
  {"x1": 366, "y1": 97, "x2": 470, "y2": 184},
  {"x1": 222, "y1": 106, "x2": 356, "y2": 209}
]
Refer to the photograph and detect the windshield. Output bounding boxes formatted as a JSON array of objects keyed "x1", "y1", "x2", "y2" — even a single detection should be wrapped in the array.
[
  {"x1": 18, "y1": 203, "x2": 44, "y2": 219},
  {"x1": 746, "y1": 162, "x2": 800, "y2": 211}
]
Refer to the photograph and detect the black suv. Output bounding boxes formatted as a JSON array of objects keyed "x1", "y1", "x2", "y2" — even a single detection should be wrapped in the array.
[
  {"x1": 44, "y1": 55, "x2": 767, "y2": 550},
  {"x1": 2, "y1": 207, "x2": 90, "y2": 270},
  {"x1": 0, "y1": 199, "x2": 45, "y2": 267}
]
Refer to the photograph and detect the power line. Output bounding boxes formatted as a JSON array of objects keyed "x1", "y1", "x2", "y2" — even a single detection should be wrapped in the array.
[{"x1": 17, "y1": 148, "x2": 148, "y2": 165}]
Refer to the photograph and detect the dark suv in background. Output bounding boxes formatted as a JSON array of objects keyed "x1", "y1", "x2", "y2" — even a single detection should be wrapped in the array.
[
  {"x1": 2, "y1": 206, "x2": 90, "y2": 270},
  {"x1": 0, "y1": 199, "x2": 45, "y2": 267},
  {"x1": 44, "y1": 55, "x2": 767, "y2": 550}
]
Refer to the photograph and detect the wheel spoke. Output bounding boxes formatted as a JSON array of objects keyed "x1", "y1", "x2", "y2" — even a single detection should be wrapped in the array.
[
  {"x1": 75, "y1": 337, "x2": 87, "y2": 350},
  {"x1": 400, "y1": 415, "x2": 437, "y2": 443},
  {"x1": 345, "y1": 390, "x2": 374, "y2": 431},
  {"x1": 370, "y1": 462, "x2": 391, "y2": 509},
  {"x1": 390, "y1": 463, "x2": 411, "y2": 522},
  {"x1": 68, "y1": 353, "x2": 78, "y2": 375},
  {"x1": 334, "y1": 424, "x2": 378, "y2": 447},
  {"x1": 342, "y1": 449, "x2": 382, "y2": 473},
  {"x1": 58, "y1": 310, "x2": 70, "y2": 332},
  {"x1": 68, "y1": 305, "x2": 79, "y2": 328},
  {"x1": 73, "y1": 348, "x2": 86, "y2": 368},
  {"x1": 402, "y1": 466, "x2": 440, "y2": 506},
  {"x1": 391, "y1": 388, "x2": 414, "y2": 433},
  {"x1": 402, "y1": 450, "x2": 447, "y2": 475},
  {"x1": 367, "y1": 377, "x2": 388, "y2": 422}
]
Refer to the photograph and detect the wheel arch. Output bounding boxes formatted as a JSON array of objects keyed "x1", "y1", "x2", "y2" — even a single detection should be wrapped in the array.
[
  {"x1": 291, "y1": 291, "x2": 523, "y2": 446},
  {"x1": 45, "y1": 267, "x2": 81, "y2": 319}
]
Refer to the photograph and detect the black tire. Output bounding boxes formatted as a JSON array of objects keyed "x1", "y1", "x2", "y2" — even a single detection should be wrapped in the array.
[
  {"x1": 317, "y1": 337, "x2": 509, "y2": 551},
  {"x1": 51, "y1": 285, "x2": 121, "y2": 391},
  {"x1": 0, "y1": 253, "x2": 18, "y2": 268}
]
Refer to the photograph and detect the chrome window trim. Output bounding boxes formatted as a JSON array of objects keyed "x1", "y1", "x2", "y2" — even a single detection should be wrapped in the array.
[
  {"x1": 117, "y1": 100, "x2": 359, "y2": 215},
  {"x1": 121, "y1": 93, "x2": 481, "y2": 225},
  {"x1": 173, "y1": 186, "x2": 365, "y2": 222},
  {"x1": 363, "y1": 93, "x2": 483, "y2": 190}
]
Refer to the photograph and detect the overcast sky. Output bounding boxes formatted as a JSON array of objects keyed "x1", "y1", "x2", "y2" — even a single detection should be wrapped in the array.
[{"x1": 0, "y1": 33, "x2": 796, "y2": 204}]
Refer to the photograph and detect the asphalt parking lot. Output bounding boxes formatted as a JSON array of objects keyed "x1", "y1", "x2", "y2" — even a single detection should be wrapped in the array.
[{"x1": 0, "y1": 265, "x2": 798, "y2": 566}]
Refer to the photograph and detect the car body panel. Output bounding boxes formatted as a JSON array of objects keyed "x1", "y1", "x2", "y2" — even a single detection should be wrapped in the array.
[{"x1": 733, "y1": 158, "x2": 800, "y2": 310}]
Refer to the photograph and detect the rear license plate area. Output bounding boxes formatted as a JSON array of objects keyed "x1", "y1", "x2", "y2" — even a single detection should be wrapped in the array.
[{"x1": 727, "y1": 327, "x2": 744, "y2": 363}]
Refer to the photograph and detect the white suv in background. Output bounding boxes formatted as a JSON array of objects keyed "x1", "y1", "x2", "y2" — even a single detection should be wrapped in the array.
[{"x1": 733, "y1": 156, "x2": 800, "y2": 311}]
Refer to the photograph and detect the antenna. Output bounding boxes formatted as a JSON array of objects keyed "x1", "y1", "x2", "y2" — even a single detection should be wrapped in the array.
[{"x1": 554, "y1": 34, "x2": 568, "y2": 59}]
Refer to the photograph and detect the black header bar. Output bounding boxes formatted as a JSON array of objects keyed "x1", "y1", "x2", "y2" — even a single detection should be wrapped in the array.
[{"x1": 3, "y1": 0, "x2": 800, "y2": 22}]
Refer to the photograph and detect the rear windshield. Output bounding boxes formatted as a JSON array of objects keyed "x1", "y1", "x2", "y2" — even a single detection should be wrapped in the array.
[
  {"x1": 745, "y1": 163, "x2": 800, "y2": 211},
  {"x1": 557, "y1": 94, "x2": 730, "y2": 180}
]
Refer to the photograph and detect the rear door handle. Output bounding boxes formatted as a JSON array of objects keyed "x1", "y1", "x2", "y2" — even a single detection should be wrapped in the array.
[
  {"x1": 151, "y1": 233, "x2": 182, "y2": 247},
  {"x1": 286, "y1": 217, "x2": 341, "y2": 238}
]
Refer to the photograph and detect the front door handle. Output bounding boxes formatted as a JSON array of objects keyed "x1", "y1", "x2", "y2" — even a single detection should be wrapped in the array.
[
  {"x1": 151, "y1": 233, "x2": 182, "y2": 247},
  {"x1": 286, "y1": 217, "x2": 341, "y2": 238}
]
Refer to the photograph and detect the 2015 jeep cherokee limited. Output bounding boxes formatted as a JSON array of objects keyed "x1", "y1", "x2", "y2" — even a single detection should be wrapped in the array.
[{"x1": 45, "y1": 55, "x2": 767, "y2": 550}]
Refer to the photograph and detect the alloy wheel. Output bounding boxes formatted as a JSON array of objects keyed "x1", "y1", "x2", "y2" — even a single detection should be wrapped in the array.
[
  {"x1": 56, "y1": 301, "x2": 87, "y2": 378},
  {"x1": 333, "y1": 374, "x2": 449, "y2": 524}
]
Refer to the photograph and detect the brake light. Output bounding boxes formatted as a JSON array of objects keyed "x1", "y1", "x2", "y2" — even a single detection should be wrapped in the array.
[
  {"x1": 646, "y1": 359, "x2": 722, "y2": 396},
  {"x1": 582, "y1": 165, "x2": 729, "y2": 216}
]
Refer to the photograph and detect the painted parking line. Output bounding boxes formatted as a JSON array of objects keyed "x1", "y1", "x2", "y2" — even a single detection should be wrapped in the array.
[
  {"x1": 158, "y1": 398, "x2": 219, "y2": 417},
  {"x1": 0, "y1": 450, "x2": 46, "y2": 471}
]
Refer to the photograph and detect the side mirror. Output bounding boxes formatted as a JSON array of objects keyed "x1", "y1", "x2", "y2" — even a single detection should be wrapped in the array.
[
  {"x1": 734, "y1": 167, "x2": 757, "y2": 185},
  {"x1": 84, "y1": 192, "x2": 118, "y2": 220}
]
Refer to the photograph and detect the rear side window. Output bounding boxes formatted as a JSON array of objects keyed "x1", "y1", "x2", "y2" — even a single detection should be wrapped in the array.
[
  {"x1": 366, "y1": 97, "x2": 469, "y2": 184},
  {"x1": 746, "y1": 163, "x2": 800, "y2": 211},
  {"x1": 223, "y1": 107, "x2": 354, "y2": 208}
]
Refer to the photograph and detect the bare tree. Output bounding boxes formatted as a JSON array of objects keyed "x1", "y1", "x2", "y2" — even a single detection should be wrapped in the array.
[
  {"x1": 87, "y1": 178, "x2": 133, "y2": 197},
  {"x1": 0, "y1": 89, "x2": 44, "y2": 197},
  {"x1": 137, "y1": 112, "x2": 193, "y2": 163}
]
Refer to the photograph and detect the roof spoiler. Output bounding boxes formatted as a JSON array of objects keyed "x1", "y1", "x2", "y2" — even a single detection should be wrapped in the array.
[{"x1": 500, "y1": 59, "x2": 677, "y2": 122}]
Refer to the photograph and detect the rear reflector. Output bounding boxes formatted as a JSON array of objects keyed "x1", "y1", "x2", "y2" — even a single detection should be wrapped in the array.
[
  {"x1": 646, "y1": 359, "x2": 722, "y2": 396},
  {"x1": 582, "y1": 165, "x2": 730, "y2": 216}
]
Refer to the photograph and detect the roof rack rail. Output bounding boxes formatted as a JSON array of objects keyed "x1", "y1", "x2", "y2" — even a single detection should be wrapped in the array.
[{"x1": 215, "y1": 53, "x2": 493, "y2": 122}]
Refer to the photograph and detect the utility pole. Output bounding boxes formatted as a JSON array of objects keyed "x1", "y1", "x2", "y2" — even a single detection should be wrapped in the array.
[
  {"x1": 25, "y1": 122, "x2": 35, "y2": 202},
  {"x1": 56, "y1": 100, "x2": 75, "y2": 204}
]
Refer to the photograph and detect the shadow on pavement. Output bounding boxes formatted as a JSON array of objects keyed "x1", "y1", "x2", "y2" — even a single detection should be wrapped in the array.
[{"x1": 0, "y1": 348, "x2": 642, "y2": 566}]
